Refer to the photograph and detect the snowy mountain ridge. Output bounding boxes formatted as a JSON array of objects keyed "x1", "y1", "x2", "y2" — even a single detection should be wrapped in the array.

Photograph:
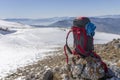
[
  {"x1": 3, "y1": 17, "x2": 73, "y2": 26},
  {"x1": 0, "y1": 19, "x2": 32, "y2": 29},
  {"x1": 3, "y1": 15, "x2": 120, "y2": 35}
]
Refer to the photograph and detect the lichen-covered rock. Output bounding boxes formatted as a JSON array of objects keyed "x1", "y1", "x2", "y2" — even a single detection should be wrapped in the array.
[
  {"x1": 43, "y1": 56, "x2": 106, "y2": 80},
  {"x1": 70, "y1": 56, "x2": 105, "y2": 80}
]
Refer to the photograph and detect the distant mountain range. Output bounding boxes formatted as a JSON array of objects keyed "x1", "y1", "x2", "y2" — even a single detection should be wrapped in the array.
[
  {"x1": 3, "y1": 15, "x2": 120, "y2": 34},
  {"x1": 90, "y1": 18, "x2": 120, "y2": 34},
  {"x1": 96, "y1": 15, "x2": 120, "y2": 18},
  {"x1": 50, "y1": 17, "x2": 120, "y2": 34},
  {"x1": 3, "y1": 17, "x2": 74, "y2": 26}
]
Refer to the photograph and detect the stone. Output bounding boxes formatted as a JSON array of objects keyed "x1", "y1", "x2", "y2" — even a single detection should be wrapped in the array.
[
  {"x1": 43, "y1": 70, "x2": 53, "y2": 80},
  {"x1": 114, "y1": 43, "x2": 120, "y2": 49}
]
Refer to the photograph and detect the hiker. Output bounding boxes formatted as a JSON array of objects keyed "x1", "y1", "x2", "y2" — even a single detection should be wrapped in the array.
[{"x1": 64, "y1": 17, "x2": 111, "y2": 79}]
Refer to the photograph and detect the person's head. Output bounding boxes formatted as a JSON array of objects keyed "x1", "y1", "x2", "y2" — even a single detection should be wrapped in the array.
[{"x1": 73, "y1": 17, "x2": 90, "y2": 27}]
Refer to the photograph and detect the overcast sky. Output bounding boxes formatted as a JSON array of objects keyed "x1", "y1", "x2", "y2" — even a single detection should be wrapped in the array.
[{"x1": 0, "y1": 0, "x2": 120, "y2": 18}]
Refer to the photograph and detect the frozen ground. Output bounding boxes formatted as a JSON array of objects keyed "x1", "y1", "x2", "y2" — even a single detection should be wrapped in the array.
[{"x1": 0, "y1": 20, "x2": 120, "y2": 79}]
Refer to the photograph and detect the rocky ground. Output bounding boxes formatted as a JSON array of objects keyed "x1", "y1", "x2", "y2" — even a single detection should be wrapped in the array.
[
  {"x1": 95, "y1": 39, "x2": 120, "y2": 67},
  {"x1": 1, "y1": 39, "x2": 120, "y2": 80}
]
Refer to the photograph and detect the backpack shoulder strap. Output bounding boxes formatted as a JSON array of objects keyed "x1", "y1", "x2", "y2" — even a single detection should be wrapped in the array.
[
  {"x1": 64, "y1": 28, "x2": 74, "y2": 64},
  {"x1": 65, "y1": 29, "x2": 73, "y2": 54}
]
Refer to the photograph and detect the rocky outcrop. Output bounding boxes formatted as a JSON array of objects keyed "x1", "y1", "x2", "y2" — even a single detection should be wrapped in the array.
[{"x1": 43, "y1": 56, "x2": 106, "y2": 80}]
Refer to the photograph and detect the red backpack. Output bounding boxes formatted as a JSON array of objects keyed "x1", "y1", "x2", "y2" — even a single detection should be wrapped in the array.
[
  {"x1": 64, "y1": 17, "x2": 94, "y2": 63},
  {"x1": 64, "y1": 17, "x2": 108, "y2": 73}
]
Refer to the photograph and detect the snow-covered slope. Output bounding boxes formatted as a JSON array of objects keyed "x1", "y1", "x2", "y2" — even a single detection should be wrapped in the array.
[
  {"x1": 0, "y1": 28, "x2": 66, "y2": 78},
  {"x1": 0, "y1": 20, "x2": 32, "y2": 29},
  {"x1": 94, "y1": 32, "x2": 120, "y2": 44},
  {"x1": 0, "y1": 27, "x2": 120, "y2": 79}
]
